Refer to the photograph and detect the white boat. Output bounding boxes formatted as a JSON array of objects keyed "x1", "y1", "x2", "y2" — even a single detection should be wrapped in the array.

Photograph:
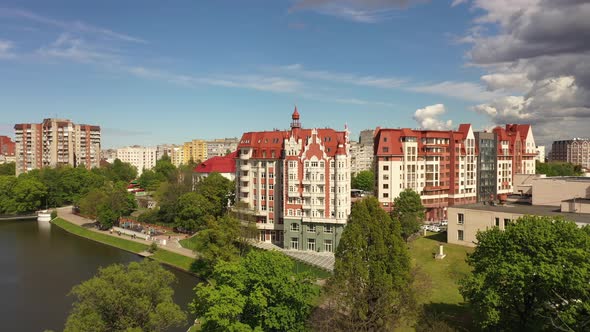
[{"x1": 37, "y1": 210, "x2": 52, "y2": 222}]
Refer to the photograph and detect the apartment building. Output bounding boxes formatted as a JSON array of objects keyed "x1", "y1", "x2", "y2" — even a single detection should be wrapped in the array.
[
  {"x1": 182, "y1": 139, "x2": 207, "y2": 164},
  {"x1": 116, "y1": 146, "x2": 158, "y2": 176},
  {"x1": 14, "y1": 119, "x2": 100, "y2": 175},
  {"x1": 171, "y1": 146, "x2": 184, "y2": 167},
  {"x1": 550, "y1": 138, "x2": 590, "y2": 169},
  {"x1": 474, "y1": 132, "x2": 497, "y2": 202},
  {"x1": 350, "y1": 129, "x2": 374, "y2": 175},
  {"x1": 206, "y1": 138, "x2": 239, "y2": 158},
  {"x1": 0, "y1": 136, "x2": 16, "y2": 164},
  {"x1": 374, "y1": 124, "x2": 478, "y2": 221},
  {"x1": 236, "y1": 108, "x2": 351, "y2": 252}
]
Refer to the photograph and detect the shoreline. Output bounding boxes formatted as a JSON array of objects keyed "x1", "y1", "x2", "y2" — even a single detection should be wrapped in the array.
[{"x1": 51, "y1": 218, "x2": 202, "y2": 277}]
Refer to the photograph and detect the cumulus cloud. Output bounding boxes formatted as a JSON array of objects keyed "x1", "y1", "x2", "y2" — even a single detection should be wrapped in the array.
[
  {"x1": 459, "y1": 0, "x2": 590, "y2": 144},
  {"x1": 289, "y1": 0, "x2": 422, "y2": 23},
  {"x1": 413, "y1": 104, "x2": 453, "y2": 130}
]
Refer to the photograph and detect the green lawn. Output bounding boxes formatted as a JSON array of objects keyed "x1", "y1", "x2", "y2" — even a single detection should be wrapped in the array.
[
  {"x1": 409, "y1": 232, "x2": 474, "y2": 330},
  {"x1": 151, "y1": 249, "x2": 200, "y2": 273},
  {"x1": 291, "y1": 260, "x2": 332, "y2": 279},
  {"x1": 179, "y1": 235, "x2": 199, "y2": 251},
  {"x1": 52, "y1": 218, "x2": 148, "y2": 253}
]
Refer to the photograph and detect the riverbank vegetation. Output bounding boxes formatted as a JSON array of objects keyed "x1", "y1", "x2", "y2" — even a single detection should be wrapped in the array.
[{"x1": 64, "y1": 260, "x2": 187, "y2": 332}]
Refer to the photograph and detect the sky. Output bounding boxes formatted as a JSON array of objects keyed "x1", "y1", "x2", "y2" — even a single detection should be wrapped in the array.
[{"x1": 0, "y1": 0, "x2": 588, "y2": 148}]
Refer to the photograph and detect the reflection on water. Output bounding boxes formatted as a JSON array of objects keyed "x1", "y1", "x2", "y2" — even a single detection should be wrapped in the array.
[{"x1": 0, "y1": 220, "x2": 199, "y2": 332}]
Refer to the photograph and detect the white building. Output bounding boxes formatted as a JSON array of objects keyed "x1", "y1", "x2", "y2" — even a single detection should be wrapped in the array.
[{"x1": 116, "y1": 146, "x2": 158, "y2": 176}]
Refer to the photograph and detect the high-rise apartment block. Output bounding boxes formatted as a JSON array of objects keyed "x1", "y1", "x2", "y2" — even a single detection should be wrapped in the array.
[
  {"x1": 374, "y1": 125, "x2": 477, "y2": 221},
  {"x1": 116, "y1": 146, "x2": 158, "y2": 176},
  {"x1": 236, "y1": 109, "x2": 351, "y2": 252},
  {"x1": 14, "y1": 119, "x2": 100, "y2": 175},
  {"x1": 550, "y1": 138, "x2": 590, "y2": 169},
  {"x1": 0, "y1": 135, "x2": 16, "y2": 164},
  {"x1": 350, "y1": 129, "x2": 374, "y2": 175},
  {"x1": 474, "y1": 132, "x2": 497, "y2": 203},
  {"x1": 206, "y1": 138, "x2": 239, "y2": 158},
  {"x1": 182, "y1": 139, "x2": 207, "y2": 164}
]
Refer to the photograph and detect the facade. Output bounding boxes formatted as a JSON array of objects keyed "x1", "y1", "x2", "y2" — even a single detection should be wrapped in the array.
[
  {"x1": 0, "y1": 136, "x2": 16, "y2": 164},
  {"x1": 14, "y1": 119, "x2": 100, "y2": 175},
  {"x1": 550, "y1": 138, "x2": 590, "y2": 169},
  {"x1": 374, "y1": 124, "x2": 477, "y2": 221},
  {"x1": 194, "y1": 150, "x2": 237, "y2": 182},
  {"x1": 236, "y1": 108, "x2": 351, "y2": 252},
  {"x1": 206, "y1": 138, "x2": 239, "y2": 158},
  {"x1": 156, "y1": 144, "x2": 175, "y2": 160},
  {"x1": 492, "y1": 127, "x2": 515, "y2": 199},
  {"x1": 448, "y1": 202, "x2": 590, "y2": 247},
  {"x1": 116, "y1": 146, "x2": 158, "y2": 176},
  {"x1": 350, "y1": 129, "x2": 374, "y2": 175},
  {"x1": 182, "y1": 139, "x2": 208, "y2": 164},
  {"x1": 171, "y1": 146, "x2": 184, "y2": 167},
  {"x1": 474, "y1": 132, "x2": 497, "y2": 202},
  {"x1": 535, "y1": 145, "x2": 545, "y2": 163}
]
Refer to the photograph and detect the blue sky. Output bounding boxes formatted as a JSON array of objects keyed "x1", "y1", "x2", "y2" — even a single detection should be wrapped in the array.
[{"x1": 0, "y1": 1, "x2": 524, "y2": 147}]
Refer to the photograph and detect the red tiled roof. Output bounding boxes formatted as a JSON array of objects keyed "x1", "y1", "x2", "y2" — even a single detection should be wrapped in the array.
[{"x1": 194, "y1": 150, "x2": 237, "y2": 174}]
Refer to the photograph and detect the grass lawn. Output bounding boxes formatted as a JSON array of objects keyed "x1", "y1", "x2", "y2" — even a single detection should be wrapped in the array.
[
  {"x1": 179, "y1": 235, "x2": 199, "y2": 251},
  {"x1": 291, "y1": 260, "x2": 332, "y2": 279},
  {"x1": 151, "y1": 249, "x2": 200, "y2": 273},
  {"x1": 409, "y1": 232, "x2": 474, "y2": 330},
  {"x1": 52, "y1": 218, "x2": 148, "y2": 254}
]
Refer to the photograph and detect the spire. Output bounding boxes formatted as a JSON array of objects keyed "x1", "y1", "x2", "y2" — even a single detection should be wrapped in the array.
[{"x1": 291, "y1": 105, "x2": 301, "y2": 129}]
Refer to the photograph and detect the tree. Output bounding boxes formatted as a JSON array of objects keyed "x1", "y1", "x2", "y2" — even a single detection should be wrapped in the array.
[
  {"x1": 324, "y1": 197, "x2": 415, "y2": 331},
  {"x1": 96, "y1": 204, "x2": 118, "y2": 230},
  {"x1": 459, "y1": 216, "x2": 590, "y2": 331},
  {"x1": 193, "y1": 215, "x2": 241, "y2": 270},
  {"x1": 12, "y1": 177, "x2": 47, "y2": 213},
  {"x1": 64, "y1": 260, "x2": 186, "y2": 332},
  {"x1": 392, "y1": 189, "x2": 425, "y2": 242},
  {"x1": 191, "y1": 250, "x2": 317, "y2": 331},
  {"x1": 137, "y1": 169, "x2": 162, "y2": 192},
  {"x1": 77, "y1": 182, "x2": 136, "y2": 220},
  {"x1": 0, "y1": 162, "x2": 15, "y2": 176},
  {"x1": 0, "y1": 175, "x2": 18, "y2": 214},
  {"x1": 536, "y1": 161, "x2": 583, "y2": 177},
  {"x1": 174, "y1": 192, "x2": 214, "y2": 232},
  {"x1": 351, "y1": 170, "x2": 374, "y2": 193},
  {"x1": 154, "y1": 155, "x2": 176, "y2": 180},
  {"x1": 196, "y1": 172, "x2": 234, "y2": 216}
]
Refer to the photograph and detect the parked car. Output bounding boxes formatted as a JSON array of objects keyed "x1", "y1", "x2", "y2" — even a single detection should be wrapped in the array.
[{"x1": 440, "y1": 220, "x2": 448, "y2": 226}]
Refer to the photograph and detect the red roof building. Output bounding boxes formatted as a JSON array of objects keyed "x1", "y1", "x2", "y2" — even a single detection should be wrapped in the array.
[
  {"x1": 0, "y1": 135, "x2": 15, "y2": 158},
  {"x1": 236, "y1": 108, "x2": 350, "y2": 251},
  {"x1": 374, "y1": 125, "x2": 478, "y2": 221},
  {"x1": 193, "y1": 150, "x2": 237, "y2": 181}
]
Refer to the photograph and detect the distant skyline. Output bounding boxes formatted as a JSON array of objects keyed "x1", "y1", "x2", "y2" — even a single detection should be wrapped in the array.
[{"x1": 0, "y1": 1, "x2": 588, "y2": 148}]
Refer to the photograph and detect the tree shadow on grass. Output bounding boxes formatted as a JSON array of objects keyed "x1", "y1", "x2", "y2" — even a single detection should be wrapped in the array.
[
  {"x1": 189, "y1": 258, "x2": 209, "y2": 277},
  {"x1": 417, "y1": 302, "x2": 474, "y2": 332},
  {"x1": 424, "y1": 232, "x2": 447, "y2": 243}
]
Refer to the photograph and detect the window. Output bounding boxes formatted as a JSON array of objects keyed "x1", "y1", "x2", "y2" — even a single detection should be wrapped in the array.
[
  {"x1": 383, "y1": 183, "x2": 389, "y2": 189},
  {"x1": 383, "y1": 165, "x2": 389, "y2": 171},
  {"x1": 307, "y1": 224, "x2": 316, "y2": 233},
  {"x1": 383, "y1": 147, "x2": 389, "y2": 153},
  {"x1": 307, "y1": 239, "x2": 316, "y2": 251},
  {"x1": 291, "y1": 237, "x2": 299, "y2": 250},
  {"x1": 324, "y1": 225, "x2": 333, "y2": 233},
  {"x1": 458, "y1": 230, "x2": 464, "y2": 241},
  {"x1": 495, "y1": 217, "x2": 500, "y2": 227},
  {"x1": 269, "y1": 184, "x2": 274, "y2": 190},
  {"x1": 458, "y1": 213, "x2": 464, "y2": 224},
  {"x1": 383, "y1": 193, "x2": 389, "y2": 198},
  {"x1": 504, "y1": 219, "x2": 510, "y2": 228},
  {"x1": 324, "y1": 239, "x2": 333, "y2": 252},
  {"x1": 290, "y1": 223, "x2": 299, "y2": 232}
]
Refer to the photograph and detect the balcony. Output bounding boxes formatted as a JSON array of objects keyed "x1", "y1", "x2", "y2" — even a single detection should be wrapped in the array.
[
  {"x1": 240, "y1": 186, "x2": 250, "y2": 193},
  {"x1": 240, "y1": 164, "x2": 251, "y2": 171},
  {"x1": 302, "y1": 191, "x2": 312, "y2": 198},
  {"x1": 302, "y1": 178, "x2": 311, "y2": 185}
]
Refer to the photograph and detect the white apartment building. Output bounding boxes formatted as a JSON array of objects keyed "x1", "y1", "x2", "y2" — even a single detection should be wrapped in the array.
[{"x1": 116, "y1": 146, "x2": 158, "y2": 176}]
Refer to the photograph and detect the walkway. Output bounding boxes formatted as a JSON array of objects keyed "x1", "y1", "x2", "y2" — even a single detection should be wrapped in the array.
[
  {"x1": 250, "y1": 240, "x2": 335, "y2": 272},
  {"x1": 56, "y1": 206, "x2": 197, "y2": 258}
]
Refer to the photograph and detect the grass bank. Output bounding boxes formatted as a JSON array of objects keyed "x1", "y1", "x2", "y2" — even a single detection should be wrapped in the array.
[
  {"x1": 409, "y1": 231, "x2": 474, "y2": 330},
  {"x1": 52, "y1": 218, "x2": 201, "y2": 275}
]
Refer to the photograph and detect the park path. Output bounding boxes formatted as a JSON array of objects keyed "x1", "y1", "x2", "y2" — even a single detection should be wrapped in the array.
[{"x1": 56, "y1": 206, "x2": 197, "y2": 259}]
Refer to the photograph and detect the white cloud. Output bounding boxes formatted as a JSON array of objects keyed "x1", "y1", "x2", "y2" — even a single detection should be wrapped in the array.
[
  {"x1": 37, "y1": 33, "x2": 120, "y2": 63},
  {"x1": 408, "y1": 81, "x2": 503, "y2": 102},
  {"x1": 413, "y1": 104, "x2": 453, "y2": 130},
  {"x1": 451, "y1": 0, "x2": 468, "y2": 7},
  {"x1": 280, "y1": 64, "x2": 406, "y2": 89},
  {"x1": 0, "y1": 8, "x2": 146, "y2": 43},
  {"x1": 481, "y1": 72, "x2": 532, "y2": 93},
  {"x1": 289, "y1": 0, "x2": 420, "y2": 23},
  {"x1": 0, "y1": 39, "x2": 15, "y2": 59}
]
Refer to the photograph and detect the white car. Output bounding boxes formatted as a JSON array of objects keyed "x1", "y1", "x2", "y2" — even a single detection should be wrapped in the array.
[
  {"x1": 431, "y1": 226, "x2": 441, "y2": 232},
  {"x1": 440, "y1": 220, "x2": 448, "y2": 226}
]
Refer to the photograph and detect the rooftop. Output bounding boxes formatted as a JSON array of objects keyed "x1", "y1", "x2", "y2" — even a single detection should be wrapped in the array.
[{"x1": 452, "y1": 202, "x2": 590, "y2": 225}]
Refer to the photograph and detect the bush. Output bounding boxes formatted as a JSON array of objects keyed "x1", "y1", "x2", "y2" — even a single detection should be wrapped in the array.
[
  {"x1": 50, "y1": 209, "x2": 58, "y2": 219},
  {"x1": 148, "y1": 241, "x2": 158, "y2": 254}
]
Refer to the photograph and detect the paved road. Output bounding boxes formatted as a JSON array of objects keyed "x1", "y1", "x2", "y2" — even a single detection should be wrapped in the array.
[{"x1": 56, "y1": 206, "x2": 197, "y2": 259}]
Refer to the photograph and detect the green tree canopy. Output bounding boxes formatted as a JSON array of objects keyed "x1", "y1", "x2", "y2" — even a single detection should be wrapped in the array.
[
  {"x1": 64, "y1": 260, "x2": 187, "y2": 332},
  {"x1": 392, "y1": 189, "x2": 426, "y2": 242},
  {"x1": 196, "y1": 172, "x2": 235, "y2": 216},
  {"x1": 351, "y1": 170, "x2": 375, "y2": 192},
  {"x1": 325, "y1": 196, "x2": 415, "y2": 331},
  {"x1": 0, "y1": 175, "x2": 18, "y2": 214},
  {"x1": 0, "y1": 162, "x2": 15, "y2": 176},
  {"x1": 460, "y1": 216, "x2": 590, "y2": 331},
  {"x1": 193, "y1": 214, "x2": 242, "y2": 270},
  {"x1": 174, "y1": 192, "x2": 214, "y2": 232},
  {"x1": 191, "y1": 250, "x2": 317, "y2": 332},
  {"x1": 77, "y1": 182, "x2": 137, "y2": 224},
  {"x1": 12, "y1": 177, "x2": 47, "y2": 213},
  {"x1": 536, "y1": 161, "x2": 583, "y2": 176}
]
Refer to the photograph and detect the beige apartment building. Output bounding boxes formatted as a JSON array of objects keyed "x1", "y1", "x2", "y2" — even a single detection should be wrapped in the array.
[
  {"x1": 182, "y1": 139, "x2": 207, "y2": 164},
  {"x1": 14, "y1": 118, "x2": 100, "y2": 175},
  {"x1": 550, "y1": 138, "x2": 590, "y2": 169}
]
